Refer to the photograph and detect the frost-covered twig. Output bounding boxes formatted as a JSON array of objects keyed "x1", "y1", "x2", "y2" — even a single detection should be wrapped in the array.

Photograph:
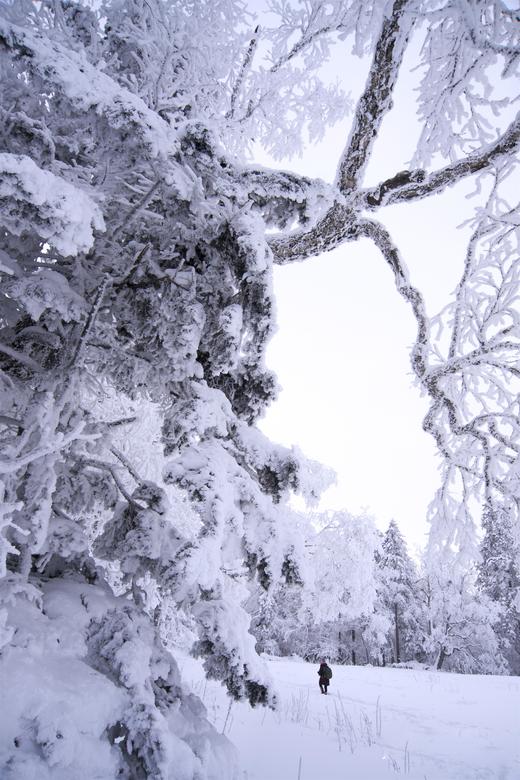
[
  {"x1": 111, "y1": 182, "x2": 161, "y2": 242},
  {"x1": 112, "y1": 244, "x2": 150, "y2": 286},
  {"x1": 0, "y1": 424, "x2": 97, "y2": 475},
  {"x1": 227, "y1": 26, "x2": 260, "y2": 119},
  {"x1": 68, "y1": 275, "x2": 110, "y2": 369},
  {"x1": 76, "y1": 456, "x2": 145, "y2": 508},
  {"x1": 0, "y1": 341, "x2": 42, "y2": 372},
  {"x1": 110, "y1": 447, "x2": 143, "y2": 485},
  {"x1": 105, "y1": 416, "x2": 137, "y2": 428},
  {"x1": 221, "y1": 698, "x2": 233, "y2": 735}
]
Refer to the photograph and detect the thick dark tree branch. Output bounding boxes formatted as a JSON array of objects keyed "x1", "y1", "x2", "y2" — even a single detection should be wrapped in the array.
[
  {"x1": 336, "y1": 0, "x2": 412, "y2": 195},
  {"x1": 269, "y1": 203, "x2": 356, "y2": 264},
  {"x1": 265, "y1": 0, "x2": 520, "y2": 266},
  {"x1": 269, "y1": 113, "x2": 520, "y2": 264},
  {"x1": 361, "y1": 113, "x2": 520, "y2": 209},
  {"x1": 267, "y1": 0, "x2": 415, "y2": 261},
  {"x1": 354, "y1": 218, "x2": 429, "y2": 381},
  {"x1": 352, "y1": 219, "x2": 497, "y2": 478}
]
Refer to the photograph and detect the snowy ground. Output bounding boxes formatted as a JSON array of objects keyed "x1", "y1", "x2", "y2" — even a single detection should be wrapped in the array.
[{"x1": 179, "y1": 654, "x2": 520, "y2": 780}]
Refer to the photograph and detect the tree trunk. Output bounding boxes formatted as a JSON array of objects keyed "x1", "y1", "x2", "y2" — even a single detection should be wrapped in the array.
[
  {"x1": 361, "y1": 633, "x2": 370, "y2": 665},
  {"x1": 351, "y1": 629, "x2": 356, "y2": 666},
  {"x1": 436, "y1": 647, "x2": 446, "y2": 670},
  {"x1": 394, "y1": 602, "x2": 400, "y2": 664}
]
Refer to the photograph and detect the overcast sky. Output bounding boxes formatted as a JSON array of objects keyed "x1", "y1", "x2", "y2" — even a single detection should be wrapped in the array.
[{"x1": 251, "y1": 28, "x2": 482, "y2": 553}]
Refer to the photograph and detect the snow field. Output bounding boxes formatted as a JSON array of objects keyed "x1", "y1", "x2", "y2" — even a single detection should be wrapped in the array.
[{"x1": 179, "y1": 654, "x2": 520, "y2": 780}]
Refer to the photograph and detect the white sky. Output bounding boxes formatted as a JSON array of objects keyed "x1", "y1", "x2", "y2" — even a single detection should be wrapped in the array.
[
  {"x1": 250, "y1": 24, "x2": 487, "y2": 553},
  {"x1": 258, "y1": 185, "x2": 477, "y2": 554}
]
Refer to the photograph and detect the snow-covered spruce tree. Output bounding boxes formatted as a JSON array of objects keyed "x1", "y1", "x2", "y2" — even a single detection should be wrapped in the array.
[
  {"x1": 478, "y1": 503, "x2": 520, "y2": 673},
  {"x1": 247, "y1": 562, "x2": 304, "y2": 656},
  {"x1": 376, "y1": 520, "x2": 423, "y2": 664},
  {"x1": 0, "y1": 2, "x2": 336, "y2": 776}
]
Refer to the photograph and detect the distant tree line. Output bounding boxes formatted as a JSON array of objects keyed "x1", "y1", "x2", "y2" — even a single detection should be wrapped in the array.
[{"x1": 249, "y1": 514, "x2": 520, "y2": 675}]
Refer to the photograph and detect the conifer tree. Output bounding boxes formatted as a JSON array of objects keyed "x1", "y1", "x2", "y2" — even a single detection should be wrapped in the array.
[
  {"x1": 478, "y1": 504, "x2": 520, "y2": 673},
  {"x1": 0, "y1": 2, "x2": 332, "y2": 774},
  {"x1": 376, "y1": 520, "x2": 422, "y2": 663}
]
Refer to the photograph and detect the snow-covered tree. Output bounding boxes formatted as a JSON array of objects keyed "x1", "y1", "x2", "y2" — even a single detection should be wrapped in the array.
[
  {"x1": 424, "y1": 182, "x2": 520, "y2": 586},
  {"x1": 265, "y1": 1, "x2": 520, "y2": 578},
  {"x1": 376, "y1": 520, "x2": 423, "y2": 664},
  {"x1": 478, "y1": 503, "x2": 520, "y2": 673},
  {"x1": 307, "y1": 511, "x2": 380, "y2": 622},
  {"x1": 0, "y1": 2, "x2": 333, "y2": 774},
  {"x1": 248, "y1": 510, "x2": 384, "y2": 662},
  {"x1": 1, "y1": 0, "x2": 519, "y2": 775},
  {"x1": 418, "y1": 552, "x2": 506, "y2": 674}
]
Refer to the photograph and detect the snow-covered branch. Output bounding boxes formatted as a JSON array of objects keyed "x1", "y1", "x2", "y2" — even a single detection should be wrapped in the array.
[
  {"x1": 336, "y1": 0, "x2": 412, "y2": 195},
  {"x1": 269, "y1": 202, "x2": 356, "y2": 263},
  {"x1": 0, "y1": 153, "x2": 104, "y2": 256},
  {"x1": 270, "y1": 112, "x2": 520, "y2": 264},
  {"x1": 362, "y1": 113, "x2": 520, "y2": 208},
  {"x1": 0, "y1": 17, "x2": 181, "y2": 162}
]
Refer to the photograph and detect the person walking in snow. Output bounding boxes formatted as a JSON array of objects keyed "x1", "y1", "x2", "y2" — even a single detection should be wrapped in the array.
[{"x1": 317, "y1": 660, "x2": 332, "y2": 694}]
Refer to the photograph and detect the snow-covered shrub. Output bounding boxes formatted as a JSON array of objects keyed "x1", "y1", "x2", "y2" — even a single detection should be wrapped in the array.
[{"x1": 0, "y1": 575, "x2": 238, "y2": 779}]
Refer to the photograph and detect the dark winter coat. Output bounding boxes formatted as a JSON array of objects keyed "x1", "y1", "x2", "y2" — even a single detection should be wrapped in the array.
[{"x1": 318, "y1": 663, "x2": 332, "y2": 685}]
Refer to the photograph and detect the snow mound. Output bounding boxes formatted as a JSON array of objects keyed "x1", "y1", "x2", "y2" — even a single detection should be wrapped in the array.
[{"x1": 0, "y1": 576, "x2": 238, "y2": 779}]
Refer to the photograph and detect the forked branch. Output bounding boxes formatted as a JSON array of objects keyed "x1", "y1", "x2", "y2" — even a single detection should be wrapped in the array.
[{"x1": 336, "y1": 0, "x2": 412, "y2": 195}]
